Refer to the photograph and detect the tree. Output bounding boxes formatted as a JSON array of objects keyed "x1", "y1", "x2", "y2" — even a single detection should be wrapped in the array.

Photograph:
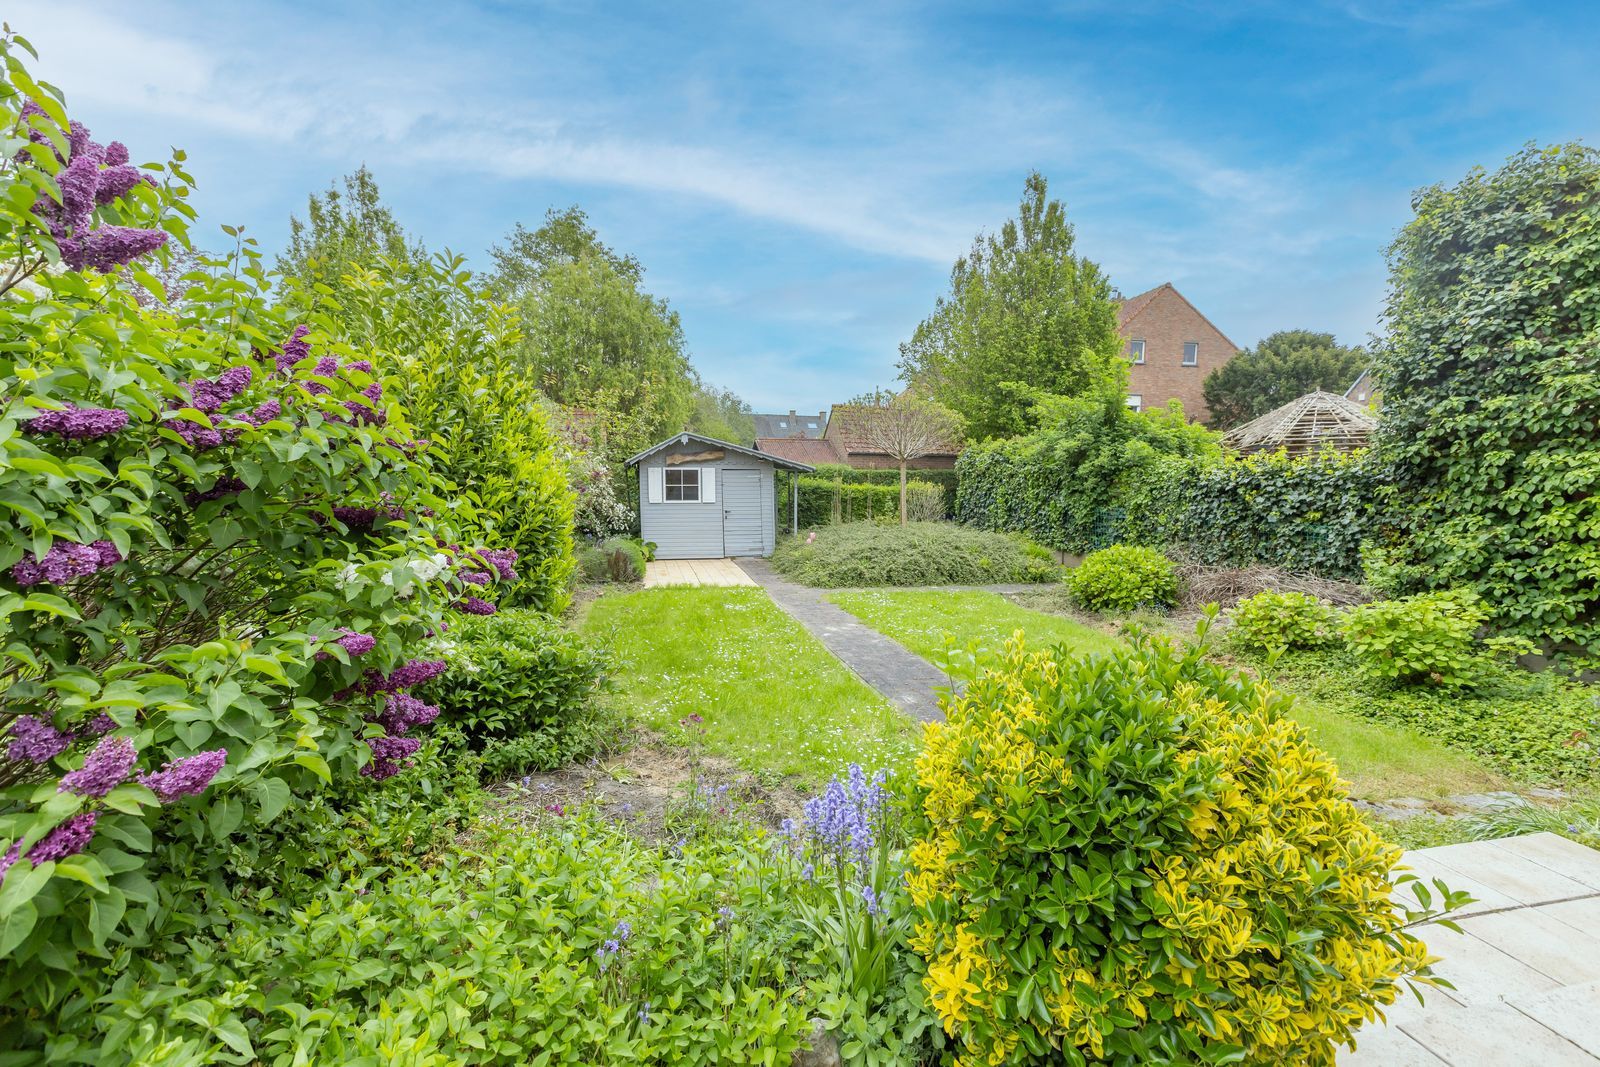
[
  {"x1": 278, "y1": 166, "x2": 422, "y2": 292},
  {"x1": 898, "y1": 172, "x2": 1125, "y2": 440},
  {"x1": 687, "y1": 379, "x2": 755, "y2": 444},
  {"x1": 852, "y1": 391, "x2": 964, "y2": 524},
  {"x1": 1372, "y1": 143, "x2": 1600, "y2": 665},
  {"x1": 1202, "y1": 330, "x2": 1367, "y2": 428},
  {"x1": 490, "y1": 209, "x2": 696, "y2": 460}
]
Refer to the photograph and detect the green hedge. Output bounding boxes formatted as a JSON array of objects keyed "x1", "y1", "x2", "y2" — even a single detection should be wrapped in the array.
[
  {"x1": 787, "y1": 476, "x2": 944, "y2": 526},
  {"x1": 778, "y1": 463, "x2": 959, "y2": 522}
]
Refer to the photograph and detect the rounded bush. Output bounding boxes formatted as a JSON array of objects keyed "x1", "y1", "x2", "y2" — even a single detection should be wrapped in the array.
[
  {"x1": 599, "y1": 536, "x2": 647, "y2": 582},
  {"x1": 1229, "y1": 590, "x2": 1339, "y2": 654},
  {"x1": 1066, "y1": 544, "x2": 1177, "y2": 612},
  {"x1": 1341, "y1": 589, "x2": 1489, "y2": 687},
  {"x1": 907, "y1": 630, "x2": 1438, "y2": 1065}
]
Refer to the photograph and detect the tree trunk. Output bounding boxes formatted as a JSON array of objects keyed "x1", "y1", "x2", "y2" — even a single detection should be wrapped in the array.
[{"x1": 899, "y1": 460, "x2": 908, "y2": 525}]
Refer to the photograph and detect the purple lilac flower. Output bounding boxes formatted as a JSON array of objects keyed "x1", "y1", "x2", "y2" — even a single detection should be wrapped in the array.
[
  {"x1": 28, "y1": 811, "x2": 100, "y2": 863},
  {"x1": 238, "y1": 399, "x2": 281, "y2": 427},
  {"x1": 24, "y1": 109, "x2": 165, "y2": 273},
  {"x1": 21, "y1": 402, "x2": 130, "y2": 441},
  {"x1": 58, "y1": 735, "x2": 137, "y2": 798},
  {"x1": 138, "y1": 749, "x2": 226, "y2": 802},
  {"x1": 6, "y1": 715, "x2": 71, "y2": 763},
  {"x1": 60, "y1": 227, "x2": 168, "y2": 273},
  {"x1": 0, "y1": 841, "x2": 20, "y2": 883},
  {"x1": 454, "y1": 596, "x2": 497, "y2": 616},
  {"x1": 314, "y1": 629, "x2": 378, "y2": 662},
  {"x1": 459, "y1": 570, "x2": 491, "y2": 586},
  {"x1": 354, "y1": 657, "x2": 448, "y2": 696},
  {"x1": 344, "y1": 359, "x2": 374, "y2": 375},
  {"x1": 377, "y1": 693, "x2": 440, "y2": 736},
  {"x1": 478, "y1": 548, "x2": 518, "y2": 583},
  {"x1": 186, "y1": 365, "x2": 252, "y2": 413},
  {"x1": 162, "y1": 416, "x2": 224, "y2": 451},
  {"x1": 544, "y1": 802, "x2": 565, "y2": 815},
  {"x1": 344, "y1": 382, "x2": 386, "y2": 426},
  {"x1": 361, "y1": 735, "x2": 422, "y2": 780},
  {"x1": 276, "y1": 326, "x2": 312, "y2": 374},
  {"x1": 82, "y1": 713, "x2": 118, "y2": 737},
  {"x1": 326, "y1": 504, "x2": 404, "y2": 532},
  {"x1": 12, "y1": 540, "x2": 123, "y2": 587},
  {"x1": 186, "y1": 477, "x2": 247, "y2": 506}
]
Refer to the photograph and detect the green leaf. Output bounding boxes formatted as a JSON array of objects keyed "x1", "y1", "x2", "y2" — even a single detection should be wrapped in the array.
[
  {"x1": 0, "y1": 860, "x2": 53, "y2": 917},
  {"x1": 0, "y1": 900, "x2": 37, "y2": 958}
]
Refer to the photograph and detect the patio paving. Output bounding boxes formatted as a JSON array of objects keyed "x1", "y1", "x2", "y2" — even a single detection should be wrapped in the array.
[
  {"x1": 1342, "y1": 831, "x2": 1600, "y2": 1065},
  {"x1": 641, "y1": 558, "x2": 757, "y2": 588},
  {"x1": 735, "y1": 557, "x2": 948, "y2": 722}
]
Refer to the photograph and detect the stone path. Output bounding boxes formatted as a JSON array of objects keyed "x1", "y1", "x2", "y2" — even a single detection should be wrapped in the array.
[
  {"x1": 642, "y1": 558, "x2": 757, "y2": 588},
  {"x1": 1342, "y1": 832, "x2": 1600, "y2": 1065},
  {"x1": 734, "y1": 558, "x2": 948, "y2": 722}
]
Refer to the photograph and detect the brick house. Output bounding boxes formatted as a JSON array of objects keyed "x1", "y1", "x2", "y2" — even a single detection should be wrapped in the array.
[
  {"x1": 1116, "y1": 283, "x2": 1240, "y2": 422},
  {"x1": 755, "y1": 402, "x2": 961, "y2": 470}
]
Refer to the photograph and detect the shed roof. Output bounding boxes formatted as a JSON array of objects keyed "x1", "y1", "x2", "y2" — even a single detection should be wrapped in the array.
[
  {"x1": 1221, "y1": 390, "x2": 1378, "y2": 457},
  {"x1": 625, "y1": 431, "x2": 816, "y2": 472}
]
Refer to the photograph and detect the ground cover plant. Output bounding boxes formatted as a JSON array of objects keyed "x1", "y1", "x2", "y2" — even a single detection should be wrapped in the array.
[
  {"x1": 907, "y1": 624, "x2": 1465, "y2": 1065},
  {"x1": 580, "y1": 588, "x2": 917, "y2": 783},
  {"x1": 828, "y1": 590, "x2": 1116, "y2": 666},
  {"x1": 771, "y1": 522, "x2": 1058, "y2": 588}
]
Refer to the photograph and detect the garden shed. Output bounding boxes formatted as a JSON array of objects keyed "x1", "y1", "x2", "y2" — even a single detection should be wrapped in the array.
[
  {"x1": 626, "y1": 432, "x2": 814, "y2": 559},
  {"x1": 1222, "y1": 389, "x2": 1378, "y2": 457}
]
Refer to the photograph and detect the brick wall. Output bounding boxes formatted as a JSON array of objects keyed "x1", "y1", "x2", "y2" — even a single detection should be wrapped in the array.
[{"x1": 1117, "y1": 284, "x2": 1239, "y2": 423}]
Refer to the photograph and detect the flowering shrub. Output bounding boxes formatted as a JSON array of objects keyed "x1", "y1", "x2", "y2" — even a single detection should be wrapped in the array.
[
  {"x1": 1228, "y1": 589, "x2": 1340, "y2": 655},
  {"x1": 1066, "y1": 544, "x2": 1178, "y2": 612},
  {"x1": 0, "y1": 39, "x2": 517, "y2": 1041},
  {"x1": 907, "y1": 625, "x2": 1461, "y2": 1065}
]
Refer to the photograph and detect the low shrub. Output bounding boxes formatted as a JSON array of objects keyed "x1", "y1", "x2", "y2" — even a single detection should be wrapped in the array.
[
  {"x1": 1066, "y1": 544, "x2": 1178, "y2": 612},
  {"x1": 771, "y1": 523, "x2": 1058, "y2": 587},
  {"x1": 420, "y1": 609, "x2": 610, "y2": 777},
  {"x1": 579, "y1": 544, "x2": 612, "y2": 581},
  {"x1": 908, "y1": 627, "x2": 1457, "y2": 1065},
  {"x1": 1267, "y1": 649, "x2": 1600, "y2": 783},
  {"x1": 1229, "y1": 590, "x2": 1340, "y2": 654},
  {"x1": 1341, "y1": 589, "x2": 1490, "y2": 686}
]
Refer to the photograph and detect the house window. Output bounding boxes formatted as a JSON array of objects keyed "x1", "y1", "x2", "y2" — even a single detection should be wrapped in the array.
[
  {"x1": 1129, "y1": 339, "x2": 1146, "y2": 364},
  {"x1": 664, "y1": 467, "x2": 701, "y2": 502},
  {"x1": 1183, "y1": 342, "x2": 1199, "y2": 366},
  {"x1": 1125, "y1": 394, "x2": 1142, "y2": 413}
]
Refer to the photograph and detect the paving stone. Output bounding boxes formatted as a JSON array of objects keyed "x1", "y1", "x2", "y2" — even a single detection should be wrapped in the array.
[
  {"x1": 1393, "y1": 996, "x2": 1596, "y2": 1065},
  {"x1": 1458, "y1": 905, "x2": 1600, "y2": 984},
  {"x1": 1493, "y1": 832, "x2": 1600, "y2": 892},
  {"x1": 1415, "y1": 921, "x2": 1561, "y2": 1007},
  {"x1": 1510, "y1": 981, "x2": 1600, "y2": 1059},
  {"x1": 1408, "y1": 840, "x2": 1593, "y2": 907},
  {"x1": 1339, "y1": 1022, "x2": 1449, "y2": 1066},
  {"x1": 735, "y1": 558, "x2": 947, "y2": 722}
]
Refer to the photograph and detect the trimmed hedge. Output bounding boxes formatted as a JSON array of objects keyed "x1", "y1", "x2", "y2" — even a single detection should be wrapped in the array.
[
  {"x1": 779, "y1": 463, "x2": 959, "y2": 523},
  {"x1": 771, "y1": 522, "x2": 1059, "y2": 587},
  {"x1": 789, "y1": 476, "x2": 944, "y2": 527}
]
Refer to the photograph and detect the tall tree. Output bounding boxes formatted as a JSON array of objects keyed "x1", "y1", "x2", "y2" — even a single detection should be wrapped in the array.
[
  {"x1": 687, "y1": 379, "x2": 755, "y2": 444},
  {"x1": 278, "y1": 166, "x2": 421, "y2": 293},
  {"x1": 852, "y1": 391, "x2": 964, "y2": 524},
  {"x1": 1201, "y1": 330, "x2": 1367, "y2": 429},
  {"x1": 898, "y1": 172, "x2": 1125, "y2": 440},
  {"x1": 490, "y1": 208, "x2": 696, "y2": 460}
]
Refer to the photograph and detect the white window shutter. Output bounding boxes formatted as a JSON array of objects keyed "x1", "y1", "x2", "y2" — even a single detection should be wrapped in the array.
[
  {"x1": 647, "y1": 466, "x2": 664, "y2": 504},
  {"x1": 701, "y1": 466, "x2": 716, "y2": 503}
]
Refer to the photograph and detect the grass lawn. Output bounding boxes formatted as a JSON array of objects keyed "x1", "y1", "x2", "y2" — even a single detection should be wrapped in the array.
[
  {"x1": 580, "y1": 587, "x2": 917, "y2": 784},
  {"x1": 828, "y1": 589, "x2": 1117, "y2": 664},
  {"x1": 829, "y1": 588, "x2": 1504, "y2": 801}
]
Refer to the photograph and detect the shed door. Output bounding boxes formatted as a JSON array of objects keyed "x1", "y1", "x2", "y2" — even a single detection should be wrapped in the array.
[{"x1": 722, "y1": 470, "x2": 764, "y2": 556}]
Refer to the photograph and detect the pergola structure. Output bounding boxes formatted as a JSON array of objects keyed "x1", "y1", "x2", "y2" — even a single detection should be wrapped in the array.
[{"x1": 1222, "y1": 389, "x2": 1378, "y2": 457}]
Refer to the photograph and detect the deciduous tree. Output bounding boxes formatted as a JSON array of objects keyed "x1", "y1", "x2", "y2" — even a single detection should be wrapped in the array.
[
  {"x1": 852, "y1": 392, "x2": 964, "y2": 524},
  {"x1": 1202, "y1": 330, "x2": 1367, "y2": 429}
]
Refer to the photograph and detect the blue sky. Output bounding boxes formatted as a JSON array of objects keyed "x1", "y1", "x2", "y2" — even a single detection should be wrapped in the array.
[{"x1": 17, "y1": 1, "x2": 1598, "y2": 412}]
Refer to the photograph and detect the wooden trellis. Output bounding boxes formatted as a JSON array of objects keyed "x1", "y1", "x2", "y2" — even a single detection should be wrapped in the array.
[{"x1": 1222, "y1": 390, "x2": 1378, "y2": 457}]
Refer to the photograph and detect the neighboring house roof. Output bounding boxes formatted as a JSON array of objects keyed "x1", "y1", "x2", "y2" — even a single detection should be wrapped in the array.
[
  {"x1": 1116, "y1": 282, "x2": 1241, "y2": 351},
  {"x1": 754, "y1": 437, "x2": 841, "y2": 466},
  {"x1": 624, "y1": 431, "x2": 816, "y2": 472},
  {"x1": 1222, "y1": 390, "x2": 1378, "y2": 457},
  {"x1": 752, "y1": 410, "x2": 828, "y2": 439},
  {"x1": 824, "y1": 404, "x2": 962, "y2": 459},
  {"x1": 1344, "y1": 369, "x2": 1371, "y2": 399}
]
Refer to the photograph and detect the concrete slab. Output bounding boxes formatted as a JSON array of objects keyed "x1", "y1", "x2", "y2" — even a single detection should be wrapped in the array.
[{"x1": 642, "y1": 558, "x2": 757, "y2": 588}]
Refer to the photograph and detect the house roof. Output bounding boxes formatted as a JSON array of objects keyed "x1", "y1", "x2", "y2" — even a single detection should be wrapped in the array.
[
  {"x1": 754, "y1": 437, "x2": 841, "y2": 465},
  {"x1": 624, "y1": 431, "x2": 816, "y2": 473},
  {"x1": 752, "y1": 411, "x2": 827, "y2": 440},
  {"x1": 824, "y1": 403, "x2": 963, "y2": 458},
  {"x1": 1117, "y1": 282, "x2": 1241, "y2": 351},
  {"x1": 1222, "y1": 390, "x2": 1378, "y2": 457},
  {"x1": 1344, "y1": 369, "x2": 1372, "y2": 398}
]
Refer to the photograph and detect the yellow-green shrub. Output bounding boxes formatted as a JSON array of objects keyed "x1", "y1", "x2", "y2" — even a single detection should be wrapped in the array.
[
  {"x1": 1228, "y1": 590, "x2": 1340, "y2": 655},
  {"x1": 907, "y1": 627, "x2": 1443, "y2": 1066}
]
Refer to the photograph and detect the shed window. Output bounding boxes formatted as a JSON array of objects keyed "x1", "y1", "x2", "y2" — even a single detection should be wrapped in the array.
[
  {"x1": 1129, "y1": 339, "x2": 1146, "y2": 364},
  {"x1": 1183, "y1": 342, "x2": 1199, "y2": 366},
  {"x1": 665, "y1": 467, "x2": 701, "y2": 502}
]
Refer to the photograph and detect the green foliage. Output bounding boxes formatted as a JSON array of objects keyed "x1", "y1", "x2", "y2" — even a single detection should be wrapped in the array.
[
  {"x1": 908, "y1": 627, "x2": 1456, "y2": 1065},
  {"x1": 276, "y1": 165, "x2": 424, "y2": 294},
  {"x1": 420, "y1": 609, "x2": 609, "y2": 778},
  {"x1": 1202, "y1": 329, "x2": 1367, "y2": 429},
  {"x1": 1267, "y1": 649, "x2": 1599, "y2": 784},
  {"x1": 897, "y1": 172, "x2": 1126, "y2": 439},
  {"x1": 1469, "y1": 793, "x2": 1600, "y2": 850},
  {"x1": 597, "y1": 536, "x2": 647, "y2": 582},
  {"x1": 772, "y1": 523, "x2": 1059, "y2": 588},
  {"x1": 954, "y1": 389, "x2": 1218, "y2": 555},
  {"x1": 792, "y1": 477, "x2": 945, "y2": 527},
  {"x1": 1228, "y1": 590, "x2": 1340, "y2": 654},
  {"x1": 1341, "y1": 590, "x2": 1492, "y2": 687},
  {"x1": 1066, "y1": 545, "x2": 1178, "y2": 612},
  {"x1": 780, "y1": 464, "x2": 959, "y2": 523},
  {"x1": 687, "y1": 380, "x2": 756, "y2": 445},
  {"x1": 1375, "y1": 143, "x2": 1600, "y2": 667},
  {"x1": 315, "y1": 252, "x2": 578, "y2": 612}
]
